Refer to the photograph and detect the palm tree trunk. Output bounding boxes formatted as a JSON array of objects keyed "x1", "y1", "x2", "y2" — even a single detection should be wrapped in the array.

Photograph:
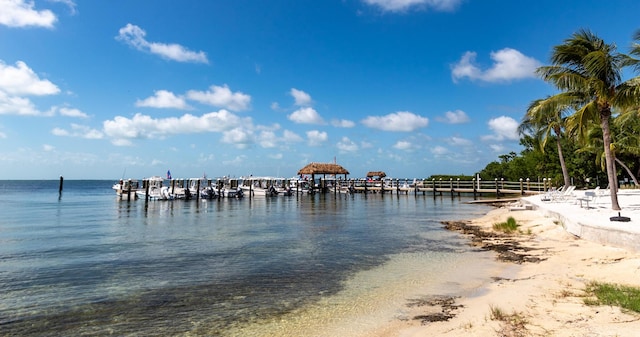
[
  {"x1": 556, "y1": 137, "x2": 571, "y2": 188},
  {"x1": 601, "y1": 113, "x2": 621, "y2": 210},
  {"x1": 615, "y1": 158, "x2": 640, "y2": 186}
]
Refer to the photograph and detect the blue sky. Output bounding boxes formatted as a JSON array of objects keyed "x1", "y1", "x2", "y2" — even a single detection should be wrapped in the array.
[{"x1": 1, "y1": 0, "x2": 639, "y2": 180}]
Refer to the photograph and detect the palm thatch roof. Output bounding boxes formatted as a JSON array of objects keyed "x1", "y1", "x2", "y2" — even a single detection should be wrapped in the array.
[
  {"x1": 297, "y1": 162, "x2": 350, "y2": 175},
  {"x1": 366, "y1": 171, "x2": 386, "y2": 178}
]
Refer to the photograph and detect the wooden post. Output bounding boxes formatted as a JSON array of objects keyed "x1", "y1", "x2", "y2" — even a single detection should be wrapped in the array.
[
  {"x1": 520, "y1": 178, "x2": 524, "y2": 195},
  {"x1": 432, "y1": 179, "x2": 436, "y2": 198},
  {"x1": 145, "y1": 179, "x2": 150, "y2": 202},
  {"x1": 58, "y1": 175, "x2": 63, "y2": 198},
  {"x1": 472, "y1": 178, "x2": 477, "y2": 199},
  {"x1": 495, "y1": 178, "x2": 500, "y2": 197},
  {"x1": 127, "y1": 179, "x2": 132, "y2": 200}
]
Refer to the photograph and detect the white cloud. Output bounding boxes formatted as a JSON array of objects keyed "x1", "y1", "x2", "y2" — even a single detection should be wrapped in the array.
[
  {"x1": 43, "y1": 144, "x2": 54, "y2": 151},
  {"x1": 258, "y1": 130, "x2": 277, "y2": 148},
  {"x1": 431, "y1": 145, "x2": 448, "y2": 155},
  {"x1": 393, "y1": 140, "x2": 413, "y2": 150},
  {"x1": 451, "y1": 48, "x2": 541, "y2": 83},
  {"x1": 288, "y1": 107, "x2": 324, "y2": 124},
  {"x1": 58, "y1": 107, "x2": 88, "y2": 118},
  {"x1": 361, "y1": 111, "x2": 428, "y2": 132},
  {"x1": 337, "y1": 136, "x2": 358, "y2": 153},
  {"x1": 283, "y1": 130, "x2": 303, "y2": 143},
  {"x1": 0, "y1": 91, "x2": 40, "y2": 115},
  {"x1": 331, "y1": 119, "x2": 355, "y2": 128},
  {"x1": 49, "y1": 0, "x2": 77, "y2": 15},
  {"x1": 438, "y1": 109, "x2": 469, "y2": 124},
  {"x1": 290, "y1": 88, "x2": 312, "y2": 106},
  {"x1": 52, "y1": 124, "x2": 103, "y2": 139},
  {"x1": 482, "y1": 116, "x2": 519, "y2": 141},
  {"x1": 116, "y1": 23, "x2": 209, "y2": 64},
  {"x1": 222, "y1": 127, "x2": 254, "y2": 149},
  {"x1": 0, "y1": 0, "x2": 57, "y2": 28},
  {"x1": 363, "y1": 0, "x2": 461, "y2": 12},
  {"x1": 187, "y1": 84, "x2": 251, "y2": 111},
  {"x1": 447, "y1": 136, "x2": 473, "y2": 147},
  {"x1": 222, "y1": 155, "x2": 247, "y2": 166},
  {"x1": 102, "y1": 110, "x2": 249, "y2": 145},
  {"x1": 0, "y1": 60, "x2": 60, "y2": 96},
  {"x1": 136, "y1": 90, "x2": 191, "y2": 110},
  {"x1": 306, "y1": 130, "x2": 327, "y2": 146}
]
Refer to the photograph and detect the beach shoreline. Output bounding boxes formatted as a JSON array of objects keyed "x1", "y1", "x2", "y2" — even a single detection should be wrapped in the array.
[{"x1": 392, "y1": 205, "x2": 640, "y2": 336}]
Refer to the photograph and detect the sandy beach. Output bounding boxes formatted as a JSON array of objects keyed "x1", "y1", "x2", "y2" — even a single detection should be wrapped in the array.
[{"x1": 389, "y1": 190, "x2": 640, "y2": 336}]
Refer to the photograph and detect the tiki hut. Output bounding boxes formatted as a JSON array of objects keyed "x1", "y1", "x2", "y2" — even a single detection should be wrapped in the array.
[
  {"x1": 366, "y1": 171, "x2": 386, "y2": 180},
  {"x1": 297, "y1": 162, "x2": 350, "y2": 192}
]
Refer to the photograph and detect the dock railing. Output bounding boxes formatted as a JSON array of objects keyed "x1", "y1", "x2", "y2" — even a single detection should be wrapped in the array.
[{"x1": 338, "y1": 178, "x2": 546, "y2": 197}]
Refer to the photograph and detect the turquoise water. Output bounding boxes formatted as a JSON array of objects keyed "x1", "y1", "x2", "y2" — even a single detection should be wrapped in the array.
[{"x1": 0, "y1": 180, "x2": 492, "y2": 336}]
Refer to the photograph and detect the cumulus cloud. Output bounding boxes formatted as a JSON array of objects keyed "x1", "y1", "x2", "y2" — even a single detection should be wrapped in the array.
[
  {"x1": 393, "y1": 140, "x2": 413, "y2": 150},
  {"x1": 363, "y1": 0, "x2": 461, "y2": 12},
  {"x1": 451, "y1": 48, "x2": 541, "y2": 83},
  {"x1": 283, "y1": 130, "x2": 303, "y2": 143},
  {"x1": 437, "y1": 109, "x2": 469, "y2": 124},
  {"x1": 102, "y1": 109, "x2": 250, "y2": 146},
  {"x1": 306, "y1": 130, "x2": 328, "y2": 146},
  {"x1": 337, "y1": 137, "x2": 358, "y2": 153},
  {"x1": 116, "y1": 23, "x2": 209, "y2": 64},
  {"x1": 288, "y1": 107, "x2": 325, "y2": 125},
  {"x1": 0, "y1": 60, "x2": 60, "y2": 116},
  {"x1": 331, "y1": 119, "x2": 355, "y2": 128},
  {"x1": 52, "y1": 124, "x2": 103, "y2": 139},
  {"x1": 222, "y1": 127, "x2": 254, "y2": 149},
  {"x1": 186, "y1": 84, "x2": 251, "y2": 111},
  {"x1": 361, "y1": 111, "x2": 428, "y2": 132},
  {"x1": 482, "y1": 116, "x2": 519, "y2": 141},
  {"x1": 136, "y1": 90, "x2": 191, "y2": 110},
  {"x1": 58, "y1": 107, "x2": 88, "y2": 118},
  {"x1": 0, "y1": 0, "x2": 57, "y2": 28},
  {"x1": 447, "y1": 136, "x2": 473, "y2": 147},
  {"x1": 290, "y1": 88, "x2": 312, "y2": 106},
  {"x1": 431, "y1": 145, "x2": 448, "y2": 156},
  {"x1": 0, "y1": 60, "x2": 60, "y2": 96}
]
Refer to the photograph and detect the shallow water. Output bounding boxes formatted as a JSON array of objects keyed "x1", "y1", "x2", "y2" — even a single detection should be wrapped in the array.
[{"x1": 0, "y1": 180, "x2": 493, "y2": 336}]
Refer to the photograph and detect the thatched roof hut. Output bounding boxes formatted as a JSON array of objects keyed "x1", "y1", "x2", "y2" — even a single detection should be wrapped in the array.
[
  {"x1": 366, "y1": 171, "x2": 386, "y2": 179},
  {"x1": 297, "y1": 162, "x2": 350, "y2": 175}
]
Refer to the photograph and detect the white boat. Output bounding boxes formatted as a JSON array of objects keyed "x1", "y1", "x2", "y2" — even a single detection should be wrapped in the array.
[
  {"x1": 136, "y1": 176, "x2": 172, "y2": 200},
  {"x1": 113, "y1": 179, "x2": 140, "y2": 200},
  {"x1": 240, "y1": 177, "x2": 281, "y2": 197},
  {"x1": 217, "y1": 178, "x2": 244, "y2": 198}
]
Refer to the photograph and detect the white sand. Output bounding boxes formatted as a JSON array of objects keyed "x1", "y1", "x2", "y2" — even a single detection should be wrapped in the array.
[{"x1": 390, "y1": 190, "x2": 640, "y2": 336}]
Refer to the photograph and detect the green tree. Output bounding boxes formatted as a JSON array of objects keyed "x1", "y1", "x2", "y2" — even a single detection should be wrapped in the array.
[
  {"x1": 535, "y1": 29, "x2": 640, "y2": 210},
  {"x1": 519, "y1": 97, "x2": 572, "y2": 188}
]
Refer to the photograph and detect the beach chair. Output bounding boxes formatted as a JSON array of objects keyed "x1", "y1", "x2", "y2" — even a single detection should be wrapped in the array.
[
  {"x1": 541, "y1": 185, "x2": 564, "y2": 201},
  {"x1": 551, "y1": 185, "x2": 576, "y2": 202}
]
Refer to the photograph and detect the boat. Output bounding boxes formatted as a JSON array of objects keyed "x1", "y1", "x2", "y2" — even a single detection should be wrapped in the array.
[
  {"x1": 240, "y1": 177, "x2": 282, "y2": 197},
  {"x1": 136, "y1": 176, "x2": 172, "y2": 200},
  {"x1": 217, "y1": 178, "x2": 244, "y2": 198},
  {"x1": 112, "y1": 179, "x2": 140, "y2": 200}
]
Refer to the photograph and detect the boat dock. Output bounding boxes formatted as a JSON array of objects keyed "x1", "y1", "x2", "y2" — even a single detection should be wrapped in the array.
[{"x1": 114, "y1": 177, "x2": 546, "y2": 201}]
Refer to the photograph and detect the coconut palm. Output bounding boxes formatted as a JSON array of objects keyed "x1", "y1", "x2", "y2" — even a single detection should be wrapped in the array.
[
  {"x1": 519, "y1": 97, "x2": 572, "y2": 188},
  {"x1": 535, "y1": 29, "x2": 640, "y2": 210}
]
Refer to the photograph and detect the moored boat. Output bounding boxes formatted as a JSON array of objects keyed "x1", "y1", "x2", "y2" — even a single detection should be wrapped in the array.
[{"x1": 113, "y1": 179, "x2": 140, "y2": 200}]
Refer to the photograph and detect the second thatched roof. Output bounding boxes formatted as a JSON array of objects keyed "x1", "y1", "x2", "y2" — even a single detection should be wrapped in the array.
[
  {"x1": 366, "y1": 171, "x2": 386, "y2": 178},
  {"x1": 297, "y1": 162, "x2": 350, "y2": 175}
]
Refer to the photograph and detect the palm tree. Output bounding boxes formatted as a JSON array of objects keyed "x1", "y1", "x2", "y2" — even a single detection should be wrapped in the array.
[
  {"x1": 536, "y1": 29, "x2": 640, "y2": 210},
  {"x1": 519, "y1": 97, "x2": 572, "y2": 188}
]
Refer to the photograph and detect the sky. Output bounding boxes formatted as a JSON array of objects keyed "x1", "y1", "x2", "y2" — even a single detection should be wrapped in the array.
[{"x1": 1, "y1": 0, "x2": 639, "y2": 180}]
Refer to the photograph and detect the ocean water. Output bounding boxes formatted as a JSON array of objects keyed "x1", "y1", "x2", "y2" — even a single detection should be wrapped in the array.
[{"x1": 0, "y1": 180, "x2": 496, "y2": 336}]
